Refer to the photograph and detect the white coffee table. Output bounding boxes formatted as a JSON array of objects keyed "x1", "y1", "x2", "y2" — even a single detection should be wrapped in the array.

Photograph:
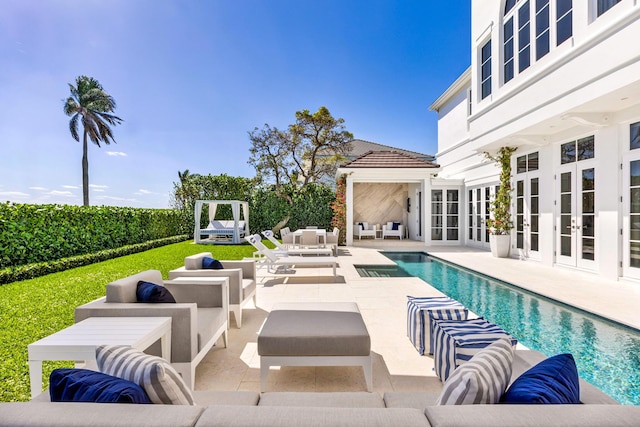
[{"x1": 28, "y1": 316, "x2": 171, "y2": 398}]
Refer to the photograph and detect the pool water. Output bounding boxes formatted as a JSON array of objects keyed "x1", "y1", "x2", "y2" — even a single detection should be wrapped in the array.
[{"x1": 379, "y1": 252, "x2": 640, "y2": 405}]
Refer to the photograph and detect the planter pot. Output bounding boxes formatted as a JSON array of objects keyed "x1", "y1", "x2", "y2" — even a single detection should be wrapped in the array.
[{"x1": 489, "y1": 234, "x2": 511, "y2": 258}]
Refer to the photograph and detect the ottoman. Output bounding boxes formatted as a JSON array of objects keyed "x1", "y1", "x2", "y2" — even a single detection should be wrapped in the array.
[
  {"x1": 433, "y1": 317, "x2": 517, "y2": 382},
  {"x1": 407, "y1": 296, "x2": 468, "y2": 355},
  {"x1": 258, "y1": 302, "x2": 372, "y2": 392}
]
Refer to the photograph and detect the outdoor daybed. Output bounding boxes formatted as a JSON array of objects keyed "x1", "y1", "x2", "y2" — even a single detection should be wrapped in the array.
[{"x1": 3, "y1": 349, "x2": 638, "y2": 427}]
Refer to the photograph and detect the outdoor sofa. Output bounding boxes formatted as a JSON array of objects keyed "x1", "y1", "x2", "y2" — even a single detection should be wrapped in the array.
[
  {"x1": 75, "y1": 270, "x2": 228, "y2": 389},
  {"x1": 168, "y1": 252, "x2": 256, "y2": 328},
  {"x1": 3, "y1": 349, "x2": 638, "y2": 427}
]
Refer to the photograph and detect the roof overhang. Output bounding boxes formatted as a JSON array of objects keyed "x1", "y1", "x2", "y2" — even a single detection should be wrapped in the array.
[{"x1": 429, "y1": 67, "x2": 472, "y2": 112}]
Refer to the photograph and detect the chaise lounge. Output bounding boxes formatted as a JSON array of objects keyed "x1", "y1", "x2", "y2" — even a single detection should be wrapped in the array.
[{"x1": 245, "y1": 235, "x2": 338, "y2": 281}]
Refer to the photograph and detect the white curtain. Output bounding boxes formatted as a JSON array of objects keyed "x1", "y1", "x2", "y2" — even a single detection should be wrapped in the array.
[
  {"x1": 232, "y1": 202, "x2": 240, "y2": 243},
  {"x1": 208, "y1": 202, "x2": 218, "y2": 223}
]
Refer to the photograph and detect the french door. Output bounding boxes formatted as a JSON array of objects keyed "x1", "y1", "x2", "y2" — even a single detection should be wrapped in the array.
[
  {"x1": 622, "y1": 150, "x2": 640, "y2": 279},
  {"x1": 515, "y1": 172, "x2": 541, "y2": 260},
  {"x1": 555, "y1": 161, "x2": 596, "y2": 269},
  {"x1": 467, "y1": 185, "x2": 495, "y2": 249}
]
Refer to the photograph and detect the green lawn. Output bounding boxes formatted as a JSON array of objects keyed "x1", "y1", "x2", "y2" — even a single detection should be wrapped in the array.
[{"x1": 0, "y1": 240, "x2": 259, "y2": 402}]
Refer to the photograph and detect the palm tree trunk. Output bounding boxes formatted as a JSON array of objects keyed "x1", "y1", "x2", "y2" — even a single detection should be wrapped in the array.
[{"x1": 82, "y1": 130, "x2": 89, "y2": 206}]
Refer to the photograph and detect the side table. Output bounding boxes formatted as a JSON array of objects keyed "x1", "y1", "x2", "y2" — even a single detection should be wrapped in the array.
[{"x1": 28, "y1": 316, "x2": 171, "y2": 398}]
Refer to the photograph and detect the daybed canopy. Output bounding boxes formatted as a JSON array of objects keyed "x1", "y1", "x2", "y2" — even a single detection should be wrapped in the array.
[{"x1": 194, "y1": 200, "x2": 249, "y2": 244}]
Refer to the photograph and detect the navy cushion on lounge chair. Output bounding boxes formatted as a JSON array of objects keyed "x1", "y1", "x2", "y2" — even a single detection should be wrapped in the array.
[
  {"x1": 392, "y1": 222, "x2": 401, "y2": 231},
  {"x1": 500, "y1": 353, "x2": 580, "y2": 404},
  {"x1": 50, "y1": 368, "x2": 151, "y2": 404},
  {"x1": 202, "y1": 257, "x2": 224, "y2": 270},
  {"x1": 136, "y1": 281, "x2": 176, "y2": 303},
  {"x1": 358, "y1": 222, "x2": 364, "y2": 230}
]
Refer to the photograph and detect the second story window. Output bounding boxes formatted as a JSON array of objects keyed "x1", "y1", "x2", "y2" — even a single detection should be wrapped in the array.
[
  {"x1": 503, "y1": 0, "x2": 573, "y2": 84},
  {"x1": 535, "y1": 0, "x2": 550, "y2": 60},
  {"x1": 556, "y1": 0, "x2": 573, "y2": 45},
  {"x1": 518, "y1": 1, "x2": 532, "y2": 72},
  {"x1": 481, "y1": 39, "x2": 492, "y2": 99},
  {"x1": 504, "y1": 17, "x2": 515, "y2": 83},
  {"x1": 597, "y1": 0, "x2": 622, "y2": 17}
]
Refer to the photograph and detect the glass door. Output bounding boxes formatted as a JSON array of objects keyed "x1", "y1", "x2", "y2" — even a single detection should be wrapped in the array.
[
  {"x1": 555, "y1": 162, "x2": 596, "y2": 270},
  {"x1": 515, "y1": 174, "x2": 541, "y2": 260},
  {"x1": 622, "y1": 149, "x2": 640, "y2": 279},
  {"x1": 467, "y1": 185, "x2": 494, "y2": 249},
  {"x1": 432, "y1": 189, "x2": 460, "y2": 243}
]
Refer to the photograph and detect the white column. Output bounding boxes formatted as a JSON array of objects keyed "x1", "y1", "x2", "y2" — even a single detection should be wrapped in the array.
[{"x1": 346, "y1": 177, "x2": 354, "y2": 246}]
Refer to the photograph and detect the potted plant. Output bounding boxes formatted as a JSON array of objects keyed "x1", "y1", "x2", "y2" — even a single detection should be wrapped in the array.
[{"x1": 484, "y1": 147, "x2": 517, "y2": 257}]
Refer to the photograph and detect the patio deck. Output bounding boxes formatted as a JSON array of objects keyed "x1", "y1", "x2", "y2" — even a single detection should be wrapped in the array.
[{"x1": 194, "y1": 244, "x2": 640, "y2": 394}]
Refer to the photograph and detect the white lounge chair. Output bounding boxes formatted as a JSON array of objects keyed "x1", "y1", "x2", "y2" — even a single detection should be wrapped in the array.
[
  {"x1": 382, "y1": 221, "x2": 404, "y2": 240},
  {"x1": 261, "y1": 230, "x2": 332, "y2": 256},
  {"x1": 354, "y1": 222, "x2": 376, "y2": 239},
  {"x1": 325, "y1": 227, "x2": 340, "y2": 255},
  {"x1": 245, "y1": 235, "x2": 337, "y2": 281}
]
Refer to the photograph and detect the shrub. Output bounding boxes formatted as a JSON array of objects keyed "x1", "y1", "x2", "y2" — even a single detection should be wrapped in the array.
[{"x1": 0, "y1": 203, "x2": 188, "y2": 269}]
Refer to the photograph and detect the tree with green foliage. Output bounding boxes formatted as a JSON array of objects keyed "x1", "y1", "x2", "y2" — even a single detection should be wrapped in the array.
[
  {"x1": 64, "y1": 76, "x2": 123, "y2": 206},
  {"x1": 247, "y1": 106, "x2": 353, "y2": 231},
  {"x1": 169, "y1": 174, "x2": 257, "y2": 234}
]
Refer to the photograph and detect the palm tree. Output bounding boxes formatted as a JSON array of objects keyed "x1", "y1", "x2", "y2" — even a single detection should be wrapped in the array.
[{"x1": 64, "y1": 76, "x2": 123, "y2": 206}]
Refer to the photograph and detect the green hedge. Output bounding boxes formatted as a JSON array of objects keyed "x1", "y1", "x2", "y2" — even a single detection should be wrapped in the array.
[
  {"x1": 249, "y1": 183, "x2": 336, "y2": 234},
  {"x1": 0, "y1": 235, "x2": 188, "y2": 285},
  {"x1": 0, "y1": 203, "x2": 189, "y2": 269}
]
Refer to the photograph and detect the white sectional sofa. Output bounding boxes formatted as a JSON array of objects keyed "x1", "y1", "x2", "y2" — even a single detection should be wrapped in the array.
[{"x1": 2, "y1": 349, "x2": 637, "y2": 427}]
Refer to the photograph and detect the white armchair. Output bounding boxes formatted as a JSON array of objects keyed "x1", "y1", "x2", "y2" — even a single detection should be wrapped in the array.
[
  {"x1": 354, "y1": 222, "x2": 376, "y2": 240},
  {"x1": 382, "y1": 221, "x2": 404, "y2": 240}
]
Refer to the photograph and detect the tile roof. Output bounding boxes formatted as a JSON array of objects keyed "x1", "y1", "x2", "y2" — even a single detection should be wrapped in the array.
[
  {"x1": 340, "y1": 150, "x2": 440, "y2": 169},
  {"x1": 348, "y1": 139, "x2": 434, "y2": 161}
]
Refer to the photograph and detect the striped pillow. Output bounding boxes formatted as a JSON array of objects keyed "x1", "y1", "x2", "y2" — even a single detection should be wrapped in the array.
[
  {"x1": 436, "y1": 338, "x2": 514, "y2": 405},
  {"x1": 96, "y1": 345, "x2": 195, "y2": 405}
]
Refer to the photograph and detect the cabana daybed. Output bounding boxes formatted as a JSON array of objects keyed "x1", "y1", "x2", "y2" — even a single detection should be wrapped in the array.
[{"x1": 194, "y1": 200, "x2": 249, "y2": 244}]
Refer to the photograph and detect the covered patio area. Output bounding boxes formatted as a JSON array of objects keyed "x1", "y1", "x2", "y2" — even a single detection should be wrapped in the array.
[{"x1": 337, "y1": 151, "x2": 440, "y2": 246}]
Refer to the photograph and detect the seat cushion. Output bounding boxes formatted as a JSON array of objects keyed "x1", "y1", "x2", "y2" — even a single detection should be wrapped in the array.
[
  {"x1": 96, "y1": 345, "x2": 195, "y2": 405},
  {"x1": 258, "y1": 303, "x2": 370, "y2": 357},
  {"x1": 197, "y1": 307, "x2": 226, "y2": 351},
  {"x1": 500, "y1": 353, "x2": 580, "y2": 404},
  {"x1": 241, "y1": 279, "x2": 256, "y2": 301},
  {"x1": 258, "y1": 392, "x2": 384, "y2": 408},
  {"x1": 49, "y1": 368, "x2": 151, "y2": 404}
]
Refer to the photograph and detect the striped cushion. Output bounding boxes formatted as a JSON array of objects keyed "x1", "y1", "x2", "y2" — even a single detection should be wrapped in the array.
[
  {"x1": 436, "y1": 338, "x2": 514, "y2": 405},
  {"x1": 96, "y1": 345, "x2": 195, "y2": 405},
  {"x1": 433, "y1": 317, "x2": 517, "y2": 381}
]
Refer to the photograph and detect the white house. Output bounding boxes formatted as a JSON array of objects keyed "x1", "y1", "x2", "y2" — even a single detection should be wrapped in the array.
[{"x1": 429, "y1": 0, "x2": 640, "y2": 281}]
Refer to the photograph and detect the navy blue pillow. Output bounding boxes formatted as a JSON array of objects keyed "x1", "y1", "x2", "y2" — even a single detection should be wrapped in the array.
[
  {"x1": 500, "y1": 353, "x2": 580, "y2": 404},
  {"x1": 136, "y1": 280, "x2": 176, "y2": 303},
  {"x1": 202, "y1": 257, "x2": 224, "y2": 270},
  {"x1": 357, "y1": 222, "x2": 364, "y2": 230},
  {"x1": 392, "y1": 222, "x2": 400, "y2": 231},
  {"x1": 50, "y1": 368, "x2": 151, "y2": 404}
]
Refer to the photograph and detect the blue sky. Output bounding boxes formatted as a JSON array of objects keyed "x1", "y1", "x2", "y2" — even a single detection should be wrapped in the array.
[{"x1": 0, "y1": 0, "x2": 470, "y2": 208}]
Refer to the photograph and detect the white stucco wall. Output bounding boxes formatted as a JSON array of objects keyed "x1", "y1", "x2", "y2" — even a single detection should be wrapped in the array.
[{"x1": 432, "y1": 0, "x2": 640, "y2": 281}]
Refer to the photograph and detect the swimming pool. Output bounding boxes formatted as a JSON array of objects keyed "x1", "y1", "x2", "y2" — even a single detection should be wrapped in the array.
[{"x1": 378, "y1": 252, "x2": 640, "y2": 405}]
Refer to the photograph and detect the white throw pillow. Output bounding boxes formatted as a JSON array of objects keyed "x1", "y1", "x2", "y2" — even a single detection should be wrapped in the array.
[
  {"x1": 436, "y1": 338, "x2": 514, "y2": 405},
  {"x1": 386, "y1": 221, "x2": 394, "y2": 230},
  {"x1": 96, "y1": 345, "x2": 195, "y2": 405}
]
